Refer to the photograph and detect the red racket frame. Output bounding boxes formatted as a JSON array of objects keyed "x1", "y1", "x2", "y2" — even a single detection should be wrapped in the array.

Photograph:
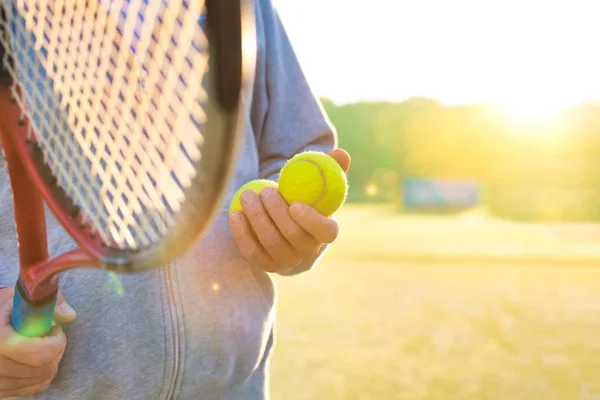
[{"x1": 0, "y1": 85, "x2": 97, "y2": 302}]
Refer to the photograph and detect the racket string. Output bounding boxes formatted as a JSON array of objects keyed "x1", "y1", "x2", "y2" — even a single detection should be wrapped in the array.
[{"x1": 1, "y1": 0, "x2": 210, "y2": 250}]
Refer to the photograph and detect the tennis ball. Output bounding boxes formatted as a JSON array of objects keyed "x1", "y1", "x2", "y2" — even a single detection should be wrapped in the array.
[
  {"x1": 278, "y1": 151, "x2": 348, "y2": 217},
  {"x1": 229, "y1": 179, "x2": 278, "y2": 215}
]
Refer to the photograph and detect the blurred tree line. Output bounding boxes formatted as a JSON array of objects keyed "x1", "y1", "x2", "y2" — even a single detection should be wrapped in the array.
[{"x1": 322, "y1": 98, "x2": 600, "y2": 221}]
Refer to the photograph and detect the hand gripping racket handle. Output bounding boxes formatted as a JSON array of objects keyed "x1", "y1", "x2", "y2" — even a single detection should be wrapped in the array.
[{"x1": 11, "y1": 280, "x2": 57, "y2": 337}]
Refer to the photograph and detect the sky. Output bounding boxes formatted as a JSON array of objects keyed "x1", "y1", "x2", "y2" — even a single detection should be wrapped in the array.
[{"x1": 273, "y1": 0, "x2": 600, "y2": 111}]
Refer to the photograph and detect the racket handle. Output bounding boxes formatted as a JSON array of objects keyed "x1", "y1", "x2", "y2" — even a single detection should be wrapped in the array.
[{"x1": 11, "y1": 281, "x2": 57, "y2": 337}]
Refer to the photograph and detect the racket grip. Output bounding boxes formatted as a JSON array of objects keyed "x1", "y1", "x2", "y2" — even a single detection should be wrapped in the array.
[{"x1": 11, "y1": 281, "x2": 57, "y2": 337}]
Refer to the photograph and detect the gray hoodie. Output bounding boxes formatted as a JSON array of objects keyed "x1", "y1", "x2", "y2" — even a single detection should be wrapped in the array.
[{"x1": 0, "y1": 0, "x2": 336, "y2": 398}]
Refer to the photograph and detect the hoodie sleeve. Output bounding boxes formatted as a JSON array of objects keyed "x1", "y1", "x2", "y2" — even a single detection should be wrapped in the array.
[{"x1": 250, "y1": 0, "x2": 337, "y2": 275}]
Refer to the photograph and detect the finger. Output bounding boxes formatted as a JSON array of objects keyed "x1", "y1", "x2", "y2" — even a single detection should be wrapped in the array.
[
  {"x1": 39, "y1": 357, "x2": 61, "y2": 381},
  {"x1": 328, "y1": 148, "x2": 351, "y2": 173},
  {"x1": 0, "y1": 287, "x2": 13, "y2": 304},
  {"x1": 230, "y1": 211, "x2": 281, "y2": 272},
  {"x1": 0, "y1": 379, "x2": 52, "y2": 397},
  {"x1": 0, "y1": 287, "x2": 14, "y2": 322},
  {"x1": 239, "y1": 190, "x2": 301, "y2": 269},
  {"x1": 0, "y1": 356, "x2": 48, "y2": 378},
  {"x1": 54, "y1": 292, "x2": 76, "y2": 324},
  {"x1": 0, "y1": 288, "x2": 67, "y2": 367},
  {"x1": 0, "y1": 375, "x2": 49, "y2": 391},
  {"x1": 289, "y1": 202, "x2": 339, "y2": 244},
  {"x1": 259, "y1": 187, "x2": 321, "y2": 258},
  {"x1": 0, "y1": 325, "x2": 66, "y2": 367}
]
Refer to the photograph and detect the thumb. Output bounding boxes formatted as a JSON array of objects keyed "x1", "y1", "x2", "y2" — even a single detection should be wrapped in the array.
[
  {"x1": 328, "y1": 148, "x2": 351, "y2": 173},
  {"x1": 54, "y1": 291, "x2": 76, "y2": 324},
  {"x1": 0, "y1": 286, "x2": 15, "y2": 322}
]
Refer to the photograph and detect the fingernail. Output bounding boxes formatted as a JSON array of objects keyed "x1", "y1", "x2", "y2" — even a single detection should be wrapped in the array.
[
  {"x1": 289, "y1": 202, "x2": 304, "y2": 218},
  {"x1": 58, "y1": 302, "x2": 76, "y2": 317},
  {"x1": 241, "y1": 190, "x2": 256, "y2": 205}
]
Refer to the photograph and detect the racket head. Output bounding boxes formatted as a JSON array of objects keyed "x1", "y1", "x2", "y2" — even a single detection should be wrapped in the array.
[{"x1": 0, "y1": 0, "x2": 256, "y2": 273}]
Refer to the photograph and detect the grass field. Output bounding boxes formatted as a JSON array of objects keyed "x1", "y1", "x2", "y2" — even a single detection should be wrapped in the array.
[{"x1": 270, "y1": 205, "x2": 600, "y2": 400}]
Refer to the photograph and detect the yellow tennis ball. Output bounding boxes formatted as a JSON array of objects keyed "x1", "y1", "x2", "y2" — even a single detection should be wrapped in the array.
[
  {"x1": 278, "y1": 151, "x2": 348, "y2": 217},
  {"x1": 229, "y1": 179, "x2": 278, "y2": 215}
]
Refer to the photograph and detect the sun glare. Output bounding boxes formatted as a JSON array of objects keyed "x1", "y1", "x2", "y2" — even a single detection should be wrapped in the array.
[
  {"x1": 508, "y1": 103, "x2": 553, "y2": 122},
  {"x1": 500, "y1": 95, "x2": 569, "y2": 123},
  {"x1": 275, "y1": 0, "x2": 600, "y2": 108},
  {"x1": 495, "y1": 96, "x2": 571, "y2": 138}
]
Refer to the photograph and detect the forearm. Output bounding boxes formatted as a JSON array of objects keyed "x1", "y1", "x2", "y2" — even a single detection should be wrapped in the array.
[
  {"x1": 249, "y1": 0, "x2": 338, "y2": 278},
  {"x1": 251, "y1": 0, "x2": 336, "y2": 183}
]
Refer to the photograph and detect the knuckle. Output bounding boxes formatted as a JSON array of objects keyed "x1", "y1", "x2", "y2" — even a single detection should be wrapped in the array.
[
  {"x1": 11, "y1": 380, "x2": 54, "y2": 396},
  {"x1": 38, "y1": 352, "x2": 55, "y2": 367},
  {"x1": 43, "y1": 362, "x2": 59, "y2": 379},
  {"x1": 244, "y1": 203, "x2": 263, "y2": 218},
  {"x1": 40, "y1": 380, "x2": 52, "y2": 391},
  {"x1": 262, "y1": 261, "x2": 280, "y2": 273},
  {"x1": 259, "y1": 189, "x2": 277, "y2": 205},
  {"x1": 0, "y1": 378, "x2": 14, "y2": 390},
  {"x1": 232, "y1": 226, "x2": 254, "y2": 247},
  {"x1": 284, "y1": 258, "x2": 302, "y2": 271},
  {"x1": 282, "y1": 225, "x2": 304, "y2": 243},
  {"x1": 32, "y1": 349, "x2": 60, "y2": 368},
  {"x1": 324, "y1": 225, "x2": 339, "y2": 243},
  {"x1": 27, "y1": 356, "x2": 46, "y2": 368},
  {"x1": 231, "y1": 225, "x2": 246, "y2": 242},
  {"x1": 13, "y1": 380, "x2": 53, "y2": 396},
  {"x1": 269, "y1": 249, "x2": 301, "y2": 271},
  {"x1": 8, "y1": 386, "x2": 37, "y2": 397},
  {"x1": 271, "y1": 255, "x2": 288, "y2": 269},
  {"x1": 266, "y1": 242, "x2": 300, "y2": 269},
  {"x1": 243, "y1": 245, "x2": 261, "y2": 263},
  {"x1": 262, "y1": 231, "x2": 282, "y2": 248},
  {"x1": 303, "y1": 245, "x2": 321, "y2": 260}
]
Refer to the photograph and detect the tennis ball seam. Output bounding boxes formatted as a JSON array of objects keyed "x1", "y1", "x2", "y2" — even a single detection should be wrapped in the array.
[
  {"x1": 294, "y1": 159, "x2": 327, "y2": 207},
  {"x1": 278, "y1": 151, "x2": 348, "y2": 217}
]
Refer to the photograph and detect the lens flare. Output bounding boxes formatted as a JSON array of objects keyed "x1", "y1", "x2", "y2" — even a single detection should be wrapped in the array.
[
  {"x1": 366, "y1": 184, "x2": 378, "y2": 196},
  {"x1": 107, "y1": 272, "x2": 124, "y2": 296}
]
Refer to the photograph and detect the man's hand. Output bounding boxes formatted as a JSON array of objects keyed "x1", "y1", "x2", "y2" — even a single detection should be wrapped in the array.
[
  {"x1": 230, "y1": 149, "x2": 351, "y2": 272},
  {"x1": 0, "y1": 287, "x2": 76, "y2": 398}
]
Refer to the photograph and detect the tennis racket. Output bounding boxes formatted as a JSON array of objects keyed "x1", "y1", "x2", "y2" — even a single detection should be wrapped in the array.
[{"x1": 0, "y1": 0, "x2": 256, "y2": 337}]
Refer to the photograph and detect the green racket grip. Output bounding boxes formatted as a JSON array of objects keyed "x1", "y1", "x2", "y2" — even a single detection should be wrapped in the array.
[{"x1": 11, "y1": 281, "x2": 57, "y2": 337}]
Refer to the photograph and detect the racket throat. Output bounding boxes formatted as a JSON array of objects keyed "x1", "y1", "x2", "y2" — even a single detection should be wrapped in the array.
[
  {"x1": 17, "y1": 274, "x2": 59, "y2": 302},
  {"x1": 14, "y1": 278, "x2": 58, "y2": 307},
  {"x1": 19, "y1": 248, "x2": 98, "y2": 300}
]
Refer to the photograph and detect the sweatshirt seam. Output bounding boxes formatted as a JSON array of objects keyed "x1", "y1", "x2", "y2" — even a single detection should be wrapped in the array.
[
  {"x1": 157, "y1": 267, "x2": 171, "y2": 400},
  {"x1": 170, "y1": 261, "x2": 186, "y2": 398}
]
